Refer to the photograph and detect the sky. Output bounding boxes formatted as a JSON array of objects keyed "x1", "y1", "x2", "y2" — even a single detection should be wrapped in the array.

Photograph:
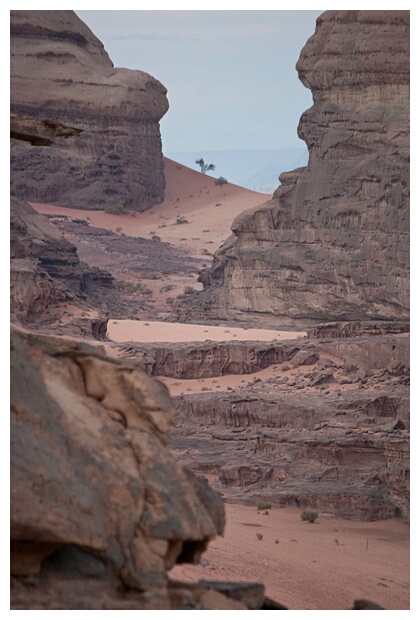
[{"x1": 75, "y1": 10, "x2": 324, "y2": 154}]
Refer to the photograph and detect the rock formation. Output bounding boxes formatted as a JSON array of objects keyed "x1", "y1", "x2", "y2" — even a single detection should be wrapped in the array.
[
  {"x1": 116, "y1": 334, "x2": 409, "y2": 521},
  {"x1": 10, "y1": 196, "x2": 113, "y2": 324},
  {"x1": 10, "y1": 327, "x2": 226, "y2": 609},
  {"x1": 199, "y1": 10, "x2": 409, "y2": 326},
  {"x1": 10, "y1": 10, "x2": 168, "y2": 211}
]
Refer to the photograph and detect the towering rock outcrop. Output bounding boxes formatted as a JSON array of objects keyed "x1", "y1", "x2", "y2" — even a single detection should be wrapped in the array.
[
  {"x1": 10, "y1": 10, "x2": 168, "y2": 211},
  {"x1": 200, "y1": 11, "x2": 409, "y2": 326}
]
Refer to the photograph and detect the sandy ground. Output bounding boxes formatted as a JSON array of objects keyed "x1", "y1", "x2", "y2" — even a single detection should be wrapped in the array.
[
  {"x1": 170, "y1": 504, "x2": 410, "y2": 610},
  {"x1": 107, "y1": 319, "x2": 305, "y2": 344},
  {"x1": 31, "y1": 156, "x2": 270, "y2": 261}
]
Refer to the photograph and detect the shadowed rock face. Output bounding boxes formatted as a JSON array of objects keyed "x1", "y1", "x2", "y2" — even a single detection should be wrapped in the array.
[
  {"x1": 10, "y1": 328, "x2": 226, "y2": 609},
  {"x1": 10, "y1": 10, "x2": 168, "y2": 211},
  {"x1": 10, "y1": 196, "x2": 114, "y2": 323},
  {"x1": 200, "y1": 10, "x2": 409, "y2": 326}
]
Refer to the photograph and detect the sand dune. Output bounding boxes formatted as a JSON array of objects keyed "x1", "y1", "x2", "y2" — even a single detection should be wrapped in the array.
[{"x1": 31, "y1": 157, "x2": 270, "y2": 260}]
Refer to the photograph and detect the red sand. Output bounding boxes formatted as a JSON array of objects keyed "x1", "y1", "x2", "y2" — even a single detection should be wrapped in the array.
[
  {"x1": 107, "y1": 319, "x2": 305, "y2": 344},
  {"x1": 170, "y1": 504, "x2": 410, "y2": 610}
]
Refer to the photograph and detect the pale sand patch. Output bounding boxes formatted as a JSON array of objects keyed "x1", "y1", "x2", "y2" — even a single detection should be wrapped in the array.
[
  {"x1": 30, "y1": 157, "x2": 271, "y2": 260},
  {"x1": 169, "y1": 504, "x2": 410, "y2": 610},
  {"x1": 107, "y1": 319, "x2": 305, "y2": 344}
]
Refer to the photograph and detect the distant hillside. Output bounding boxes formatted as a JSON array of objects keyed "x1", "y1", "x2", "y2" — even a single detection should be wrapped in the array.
[{"x1": 165, "y1": 148, "x2": 308, "y2": 193}]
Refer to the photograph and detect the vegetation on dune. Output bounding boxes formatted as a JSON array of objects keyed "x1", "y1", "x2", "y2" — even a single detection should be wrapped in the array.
[{"x1": 195, "y1": 158, "x2": 215, "y2": 174}]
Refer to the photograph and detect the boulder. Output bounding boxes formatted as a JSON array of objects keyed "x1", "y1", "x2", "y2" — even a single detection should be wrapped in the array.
[{"x1": 10, "y1": 327, "x2": 225, "y2": 608}]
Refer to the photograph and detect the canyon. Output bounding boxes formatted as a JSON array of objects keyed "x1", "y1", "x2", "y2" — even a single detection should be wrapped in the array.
[{"x1": 10, "y1": 9, "x2": 410, "y2": 611}]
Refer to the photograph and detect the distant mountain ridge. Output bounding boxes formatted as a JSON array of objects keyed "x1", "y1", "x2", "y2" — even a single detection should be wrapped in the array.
[{"x1": 165, "y1": 148, "x2": 308, "y2": 193}]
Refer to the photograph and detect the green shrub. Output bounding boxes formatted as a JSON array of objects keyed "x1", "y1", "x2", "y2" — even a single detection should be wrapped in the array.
[
  {"x1": 301, "y1": 510, "x2": 319, "y2": 523},
  {"x1": 160, "y1": 284, "x2": 175, "y2": 293},
  {"x1": 104, "y1": 203, "x2": 127, "y2": 215},
  {"x1": 257, "y1": 501, "x2": 272, "y2": 511}
]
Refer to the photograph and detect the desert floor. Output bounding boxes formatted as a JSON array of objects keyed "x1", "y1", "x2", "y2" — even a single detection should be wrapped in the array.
[
  {"x1": 30, "y1": 157, "x2": 410, "y2": 611},
  {"x1": 170, "y1": 504, "x2": 410, "y2": 610}
]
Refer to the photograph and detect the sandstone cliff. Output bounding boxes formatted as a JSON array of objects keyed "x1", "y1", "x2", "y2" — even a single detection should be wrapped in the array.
[
  {"x1": 199, "y1": 10, "x2": 409, "y2": 326},
  {"x1": 10, "y1": 10, "x2": 168, "y2": 211}
]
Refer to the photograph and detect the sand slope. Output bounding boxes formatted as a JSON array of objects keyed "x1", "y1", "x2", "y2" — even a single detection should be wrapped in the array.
[{"x1": 31, "y1": 157, "x2": 270, "y2": 260}]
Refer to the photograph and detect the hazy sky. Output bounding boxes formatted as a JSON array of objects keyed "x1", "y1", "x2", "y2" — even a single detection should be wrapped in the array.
[{"x1": 76, "y1": 10, "x2": 324, "y2": 154}]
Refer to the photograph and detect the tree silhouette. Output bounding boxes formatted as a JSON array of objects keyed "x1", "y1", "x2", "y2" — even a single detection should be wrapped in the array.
[{"x1": 195, "y1": 158, "x2": 215, "y2": 174}]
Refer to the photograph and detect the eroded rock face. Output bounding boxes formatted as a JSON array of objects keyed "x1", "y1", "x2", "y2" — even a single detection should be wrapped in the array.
[
  {"x1": 10, "y1": 197, "x2": 114, "y2": 323},
  {"x1": 10, "y1": 328, "x2": 225, "y2": 609},
  {"x1": 167, "y1": 335, "x2": 409, "y2": 520},
  {"x1": 117, "y1": 340, "x2": 308, "y2": 379},
  {"x1": 10, "y1": 10, "x2": 168, "y2": 211},
  {"x1": 199, "y1": 10, "x2": 409, "y2": 326}
]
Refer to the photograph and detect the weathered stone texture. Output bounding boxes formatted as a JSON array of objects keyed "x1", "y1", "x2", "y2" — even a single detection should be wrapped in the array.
[
  {"x1": 10, "y1": 10, "x2": 168, "y2": 211},
  {"x1": 10, "y1": 197, "x2": 113, "y2": 323},
  {"x1": 10, "y1": 328, "x2": 225, "y2": 609},
  {"x1": 200, "y1": 10, "x2": 409, "y2": 325}
]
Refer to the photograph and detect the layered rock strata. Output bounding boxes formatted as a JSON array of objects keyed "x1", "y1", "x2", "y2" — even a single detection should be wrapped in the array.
[
  {"x1": 171, "y1": 388, "x2": 409, "y2": 520},
  {"x1": 199, "y1": 10, "x2": 409, "y2": 325},
  {"x1": 143, "y1": 334, "x2": 409, "y2": 521},
  {"x1": 10, "y1": 10, "x2": 168, "y2": 211},
  {"x1": 10, "y1": 197, "x2": 113, "y2": 323},
  {"x1": 116, "y1": 334, "x2": 409, "y2": 381}
]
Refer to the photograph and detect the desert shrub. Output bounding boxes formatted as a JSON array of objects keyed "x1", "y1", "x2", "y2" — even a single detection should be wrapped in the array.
[
  {"x1": 301, "y1": 510, "x2": 319, "y2": 523},
  {"x1": 275, "y1": 539, "x2": 279, "y2": 544},
  {"x1": 256, "y1": 533, "x2": 263, "y2": 541},
  {"x1": 215, "y1": 176, "x2": 228, "y2": 193},
  {"x1": 281, "y1": 363, "x2": 291, "y2": 371},
  {"x1": 105, "y1": 203, "x2": 127, "y2": 215},
  {"x1": 257, "y1": 501, "x2": 272, "y2": 511},
  {"x1": 184, "y1": 286, "x2": 196, "y2": 295},
  {"x1": 176, "y1": 215, "x2": 188, "y2": 224},
  {"x1": 160, "y1": 284, "x2": 175, "y2": 293}
]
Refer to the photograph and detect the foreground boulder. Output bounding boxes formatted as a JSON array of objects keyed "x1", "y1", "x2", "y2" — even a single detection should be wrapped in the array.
[
  {"x1": 10, "y1": 10, "x2": 168, "y2": 211},
  {"x1": 10, "y1": 327, "x2": 226, "y2": 609},
  {"x1": 199, "y1": 10, "x2": 409, "y2": 325}
]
